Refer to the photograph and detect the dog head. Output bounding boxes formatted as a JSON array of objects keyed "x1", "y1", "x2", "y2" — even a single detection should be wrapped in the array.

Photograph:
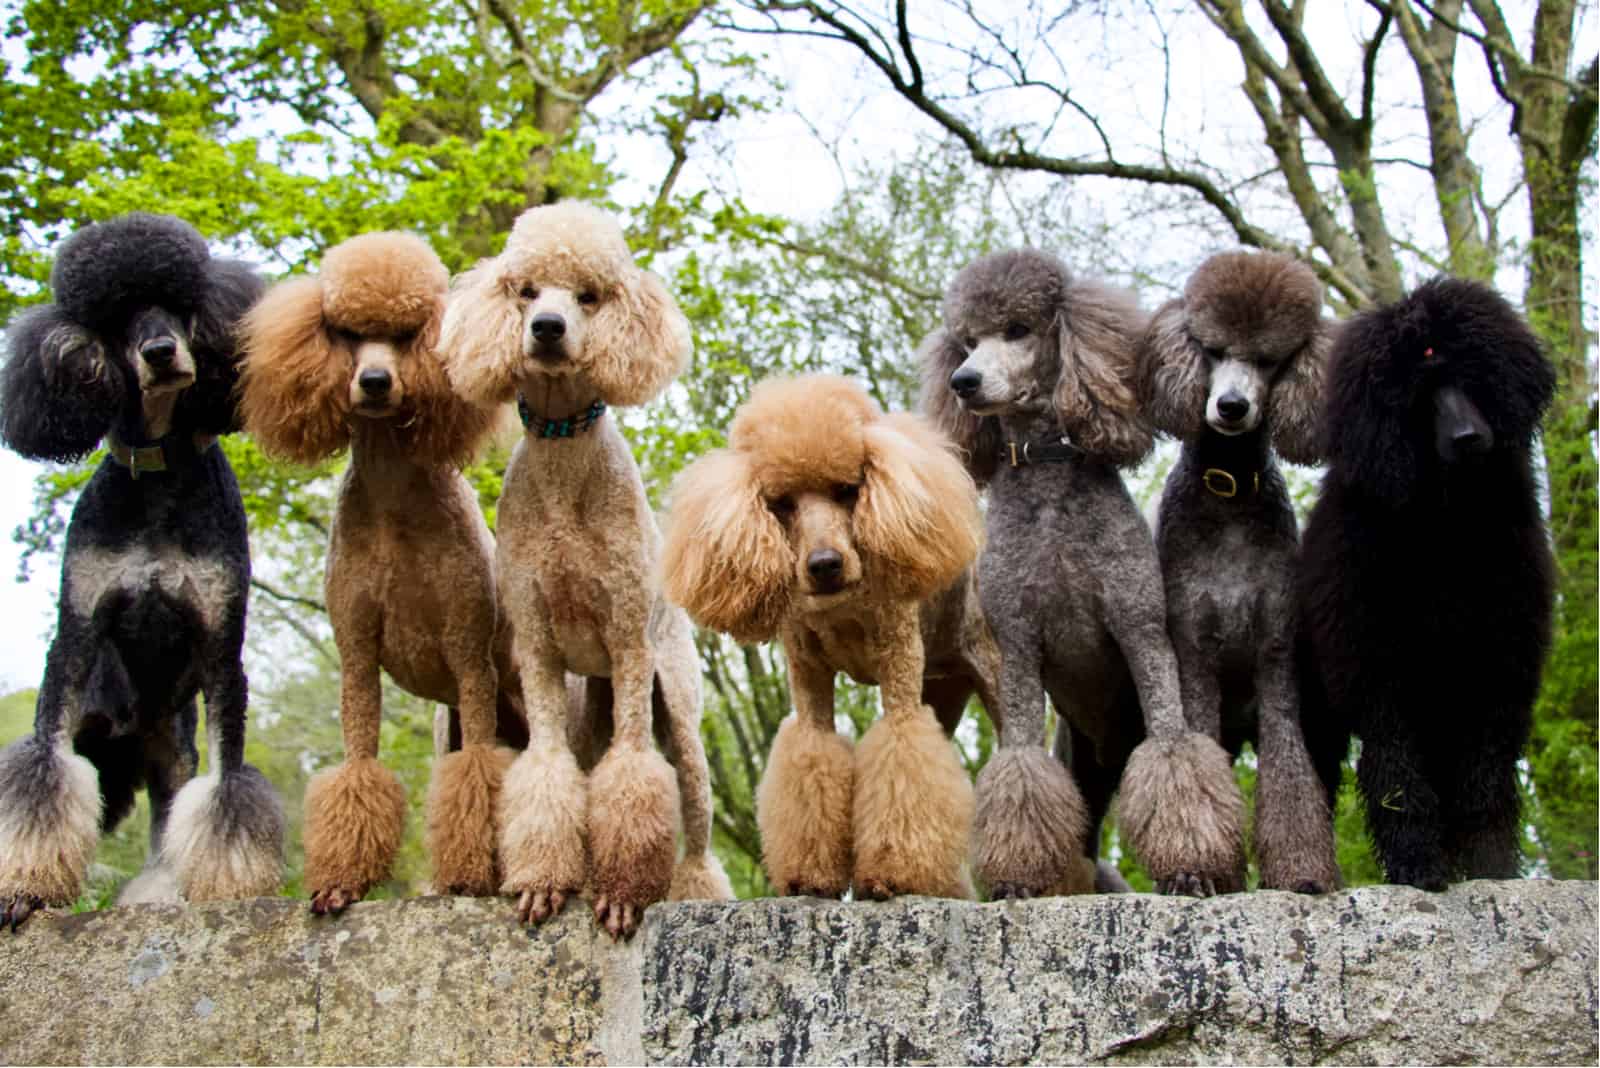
[
  {"x1": 438, "y1": 202, "x2": 691, "y2": 411},
  {"x1": 919, "y1": 248, "x2": 1152, "y2": 480},
  {"x1": 240, "y1": 231, "x2": 497, "y2": 467},
  {"x1": 662, "y1": 375, "x2": 981, "y2": 643},
  {"x1": 1139, "y1": 250, "x2": 1333, "y2": 465},
  {"x1": 0, "y1": 213, "x2": 263, "y2": 462},
  {"x1": 1323, "y1": 276, "x2": 1554, "y2": 504}
]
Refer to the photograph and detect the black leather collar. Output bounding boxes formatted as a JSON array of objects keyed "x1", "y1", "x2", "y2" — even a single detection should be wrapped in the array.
[
  {"x1": 1201, "y1": 466, "x2": 1261, "y2": 499},
  {"x1": 1007, "y1": 436, "x2": 1086, "y2": 467}
]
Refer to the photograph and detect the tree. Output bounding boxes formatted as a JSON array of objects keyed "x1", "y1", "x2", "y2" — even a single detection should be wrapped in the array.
[{"x1": 735, "y1": 0, "x2": 1597, "y2": 877}]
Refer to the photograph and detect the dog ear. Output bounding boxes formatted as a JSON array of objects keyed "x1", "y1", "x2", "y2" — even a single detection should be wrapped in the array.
[
  {"x1": 856, "y1": 412, "x2": 982, "y2": 601},
  {"x1": 1052, "y1": 278, "x2": 1154, "y2": 468},
  {"x1": 585, "y1": 268, "x2": 692, "y2": 408},
  {"x1": 239, "y1": 277, "x2": 353, "y2": 465},
  {"x1": 917, "y1": 327, "x2": 1001, "y2": 485},
  {"x1": 1322, "y1": 311, "x2": 1416, "y2": 503},
  {"x1": 396, "y1": 318, "x2": 499, "y2": 468},
  {"x1": 662, "y1": 448, "x2": 793, "y2": 644},
  {"x1": 1267, "y1": 317, "x2": 1335, "y2": 466},
  {"x1": 1138, "y1": 298, "x2": 1208, "y2": 440},
  {"x1": 182, "y1": 256, "x2": 267, "y2": 435},
  {"x1": 0, "y1": 304, "x2": 119, "y2": 462},
  {"x1": 439, "y1": 261, "x2": 527, "y2": 407}
]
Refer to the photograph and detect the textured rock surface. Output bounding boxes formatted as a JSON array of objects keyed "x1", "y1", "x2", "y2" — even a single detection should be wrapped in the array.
[
  {"x1": 0, "y1": 895, "x2": 641, "y2": 1066},
  {"x1": 644, "y1": 881, "x2": 1598, "y2": 1066},
  {"x1": 0, "y1": 881, "x2": 1592, "y2": 1065}
]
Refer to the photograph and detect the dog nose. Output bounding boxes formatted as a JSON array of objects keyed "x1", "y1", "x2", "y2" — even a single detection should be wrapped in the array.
[
  {"x1": 807, "y1": 549, "x2": 844, "y2": 590},
  {"x1": 1452, "y1": 426, "x2": 1490, "y2": 454},
  {"x1": 359, "y1": 368, "x2": 392, "y2": 395},
  {"x1": 140, "y1": 338, "x2": 177, "y2": 367},
  {"x1": 950, "y1": 367, "x2": 982, "y2": 398},
  {"x1": 1216, "y1": 391, "x2": 1250, "y2": 422},
  {"x1": 531, "y1": 314, "x2": 566, "y2": 342}
]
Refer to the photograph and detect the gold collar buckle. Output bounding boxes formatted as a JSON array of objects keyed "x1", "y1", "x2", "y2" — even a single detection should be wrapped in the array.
[{"x1": 1202, "y1": 467, "x2": 1260, "y2": 498}]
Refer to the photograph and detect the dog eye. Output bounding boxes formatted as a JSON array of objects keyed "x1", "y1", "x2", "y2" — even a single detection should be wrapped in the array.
[
  {"x1": 832, "y1": 483, "x2": 860, "y2": 507},
  {"x1": 1003, "y1": 322, "x2": 1029, "y2": 341},
  {"x1": 961, "y1": 336, "x2": 977, "y2": 351},
  {"x1": 519, "y1": 284, "x2": 539, "y2": 301},
  {"x1": 576, "y1": 290, "x2": 598, "y2": 306},
  {"x1": 765, "y1": 495, "x2": 795, "y2": 521}
]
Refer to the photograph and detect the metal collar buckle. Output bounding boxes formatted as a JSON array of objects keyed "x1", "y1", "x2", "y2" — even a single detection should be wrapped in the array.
[
  {"x1": 109, "y1": 440, "x2": 169, "y2": 479},
  {"x1": 1202, "y1": 467, "x2": 1259, "y2": 499}
]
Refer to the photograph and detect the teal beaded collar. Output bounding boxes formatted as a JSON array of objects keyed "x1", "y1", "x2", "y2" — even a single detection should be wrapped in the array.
[{"x1": 516, "y1": 395, "x2": 607, "y2": 439}]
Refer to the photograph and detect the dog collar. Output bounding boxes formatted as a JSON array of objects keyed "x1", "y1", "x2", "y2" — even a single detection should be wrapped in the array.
[
  {"x1": 106, "y1": 433, "x2": 217, "y2": 479},
  {"x1": 516, "y1": 395, "x2": 607, "y2": 439},
  {"x1": 1007, "y1": 436, "x2": 1085, "y2": 467},
  {"x1": 1201, "y1": 467, "x2": 1261, "y2": 499}
]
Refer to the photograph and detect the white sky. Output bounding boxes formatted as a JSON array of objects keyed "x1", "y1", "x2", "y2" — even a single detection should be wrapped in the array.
[{"x1": 0, "y1": 1, "x2": 1591, "y2": 695}]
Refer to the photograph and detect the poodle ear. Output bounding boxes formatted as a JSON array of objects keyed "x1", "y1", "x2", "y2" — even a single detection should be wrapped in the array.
[
  {"x1": 1052, "y1": 279, "x2": 1154, "y2": 467},
  {"x1": 396, "y1": 321, "x2": 499, "y2": 467},
  {"x1": 585, "y1": 268, "x2": 691, "y2": 408},
  {"x1": 1268, "y1": 318, "x2": 1335, "y2": 466},
  {"x1": 0, "y1": 304, "x2": 120, "y2": 462},
  {"x1": 1138, "y1": 299, "x2": 1207, "y2": 440},
  {"x1": 855, "y1": 412, "x2": 982, "y2": 601},
  {"x1": 238, "y1": 277, "x2": 353, "y2": 465},
  {"x1": 1322, "y1": 312, "x2": 1414, "y2": 503},
  {"x1": 439, "y1": 261, "x2": 526, "y2": 407},
  {"x1": 662, "y1": 448, "x2": 793, "y2": 644},
  {"x1": 917, "y1": 327, "x2": 1001, "y2": 485},
  {"x1": 182, "y1": 257, "x2": 267, "y2": 435}
]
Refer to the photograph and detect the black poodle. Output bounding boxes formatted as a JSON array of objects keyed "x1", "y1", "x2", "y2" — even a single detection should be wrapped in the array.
[
  {"x1": 1297, "y1": 277, "x2": 1555, "y2": 890},
  {"x1": 0, "y1": 212, "x2": 284, "y2": 928}
]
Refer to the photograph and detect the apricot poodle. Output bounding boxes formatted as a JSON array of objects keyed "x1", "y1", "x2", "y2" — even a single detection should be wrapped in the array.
[
  {"x1": 240, "y1": 231, "x2": 523, "y2": 913},
  {"x1": 663, "y1": 374, "x2": 989, "y2": 900},
  {"x1": 439, "y1": 202, "x2": 731, "y2": 938},
  {"x1": 1139, "y1": 250, "x2": 1344, "y2": 893}
]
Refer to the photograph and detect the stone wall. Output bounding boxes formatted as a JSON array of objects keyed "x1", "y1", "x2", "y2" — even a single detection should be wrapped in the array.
[{"x1": 0, "y1": 880, "x2": 1593, "y2": 1065}]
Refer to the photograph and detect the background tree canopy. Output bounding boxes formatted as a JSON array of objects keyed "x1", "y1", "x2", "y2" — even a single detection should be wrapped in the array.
[{"x1": 0, "y1": 0, "x2": 1593, "y2": 903}]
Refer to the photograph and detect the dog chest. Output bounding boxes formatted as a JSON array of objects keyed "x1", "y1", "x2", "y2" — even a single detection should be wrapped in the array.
[{"x1": 66, "y1": 544, "x2": 237, "y2": 634}]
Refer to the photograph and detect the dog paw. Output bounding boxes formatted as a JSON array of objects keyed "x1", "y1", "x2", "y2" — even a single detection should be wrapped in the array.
[
  {"x1": 1157, "y1": 872, "x2": 1218, "y2": 898},
  {"x1": 514, "y1": 884, "x2": 577, "y2": 925},
  {"x1": 1292, "y1": 879, "x2": 1333, "y2": 895},
  {"x1": 593, "y1": 895, "x2": 645, "y2": 939},
  {"x1": 1, "y1": 893, "x2": 45, "y2": 931},
  {"x1": 987, "y1": 882, "x2": 1039, "y2": 901},
  {"x1": 309, "y1": 885, "x2": 363, "y2": 915},
  {"x1": 1388, "y1": 865, "x2": 1449, "y2": 892},
  {"x1": 782, "y1": 880, "x2": 849, "y2": 899}
]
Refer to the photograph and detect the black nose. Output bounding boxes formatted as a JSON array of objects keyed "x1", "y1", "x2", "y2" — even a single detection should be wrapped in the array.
[
  {"x1": 1434, "y1": 385, "x2": 1494, "y2": 461},
  {"x1": 140, "y1": 338, "x2": 177, "y2": 367},
  {"x1": 950, "y1": 367, "x2": 982, "y2": 398},
  {"x1": 1216, "y1": 391, "x2": 1250, "y2": 422},
  {"x1": 359, "y1": 368, "x2": 392, "y2": 395},
  {"x1": 531, "y1": 314, "x2": 566, "y2": 342},
  {"x1": 807, "y1": 549, "x2": 844, "y2": 590}
]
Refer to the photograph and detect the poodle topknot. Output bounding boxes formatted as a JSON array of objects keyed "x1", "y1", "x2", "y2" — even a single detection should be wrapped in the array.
[
  {"x1": 1140, "y1": 250, "x2": 1329, "y2": 464},
  {"x1": 664, "y1": 374, "x2": 982, "y2": 645},
  {"x1": 919, "y1": 247, "x2": 1153, "y2": 478},
  {"x1": 50, "y1": 212, "x2": 212, "y2": 330},
  {"x1": 240, "y1": 231, "x2": 497, "y2": 468},
  {"x1": 439, "y1": 202, "x2": 691, "y2": 410}
]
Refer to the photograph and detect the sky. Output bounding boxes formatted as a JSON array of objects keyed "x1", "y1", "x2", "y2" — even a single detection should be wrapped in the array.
[{"x1": 0, "y1": 0, "x2": 1588, "y2": 696}]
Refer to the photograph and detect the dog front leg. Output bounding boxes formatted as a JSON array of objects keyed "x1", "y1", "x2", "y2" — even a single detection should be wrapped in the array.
[
  {"x1": 1253, "y1": 647, "x2": 1340, "y2": 893},
  {"x1": 1108, "y1": 579, "x2": 1245, "y2": 897},
  {"x1": 852, "y1": 606, "x2": 974, "y2": 900},
  {"x1": 587, "y1": 643, "x2": 678, "y2": 939},
  {"x1": 427, "y1": 639, "x2": 513, "y2": 897},
  {"x1": 972, "y1": 637, "x2": 1090, "y2": 899},
  {"x1": 499, "y1": 646, "x2": 589, "y2": 926},
  {"x1": 757, "y1": 648, "x2": 854, "y2": 897},
  {"x1": 303, "y1": 619, "x2": 404, "y2": 915}
]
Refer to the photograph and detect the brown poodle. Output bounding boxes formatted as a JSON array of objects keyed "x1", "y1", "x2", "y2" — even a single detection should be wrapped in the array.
[
  {"x1": 240, "y1": 231, "x2": 524, "y2": 913},
  {"x1": 663, "y1": 374, "x2": 988, "y2": 900},
  {"x1": 439, "y1": 202, "x2": 731, "y2": 938}
]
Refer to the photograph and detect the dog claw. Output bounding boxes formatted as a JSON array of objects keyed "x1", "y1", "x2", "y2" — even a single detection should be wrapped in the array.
[
  {"x1": 1157, "y1": 873, "x2": 1217, "y2": 898},
  {"x1": 853, "y1": 878, "x2": 896, "y2": 901},
  {"x1": 515, "y1": 887, "x2": 571, "y2": 925},
  {"x1": 3, "y1": 895, "x2": 42, "y2": 932},
  {"x1": 310, "y1": 887, "x2": 359, "y2": 916},
  {"x1": 593, "y1": 896, "x2": 641, "y2": 940},
  {"x1": 988, "y1": 882, "x2": 1038, "y2": 901}
]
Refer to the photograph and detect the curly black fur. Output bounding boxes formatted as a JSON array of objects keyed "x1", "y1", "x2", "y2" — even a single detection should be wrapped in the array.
[
  {"x1": 1297, "y1": 277, "x2": 1556, "y2": 890},
  {"x1": 0, "y1": 213, "x2": 279, "y2": 924}
]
